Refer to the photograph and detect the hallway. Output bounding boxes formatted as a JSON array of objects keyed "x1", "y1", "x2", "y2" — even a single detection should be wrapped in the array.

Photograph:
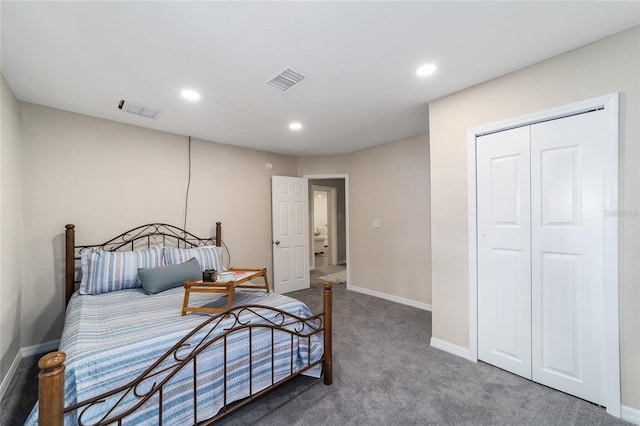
[{"x1": 311, "y1": 258, "x2": 346, "y2": 286}]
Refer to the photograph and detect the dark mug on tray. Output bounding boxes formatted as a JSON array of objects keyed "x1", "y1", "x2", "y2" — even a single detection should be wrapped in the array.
[{"x1": 202, "y1": 269, "x2": 216, "y2": 282}]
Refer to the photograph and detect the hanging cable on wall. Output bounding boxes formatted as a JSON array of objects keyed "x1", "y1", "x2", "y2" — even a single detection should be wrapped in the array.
[
  {"x1": 182, "y1": 135, "x2": 231, "y2": 268},
  {"x1": 183, "y1": 136, "x2": 192, "y2": 235}
]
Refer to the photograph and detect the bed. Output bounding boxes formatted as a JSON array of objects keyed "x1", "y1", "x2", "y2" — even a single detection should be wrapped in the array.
[{"x1": 29, "y1": 222, "x2": 332, "y2": 425}]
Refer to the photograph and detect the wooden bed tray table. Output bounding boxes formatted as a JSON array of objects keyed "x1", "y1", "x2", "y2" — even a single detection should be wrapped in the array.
[{"x1": 181, "y1": 267, "x2": 270, "y2": 315}]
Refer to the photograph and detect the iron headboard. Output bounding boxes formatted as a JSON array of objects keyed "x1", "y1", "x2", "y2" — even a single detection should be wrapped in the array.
[{"x1": 64, "y1": 222, "x2": 222, "y2": 304}]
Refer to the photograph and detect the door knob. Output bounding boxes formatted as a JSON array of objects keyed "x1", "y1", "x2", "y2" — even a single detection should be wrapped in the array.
[{"x1": 275, "y1": 240, "x2": 280, "y2": 245}]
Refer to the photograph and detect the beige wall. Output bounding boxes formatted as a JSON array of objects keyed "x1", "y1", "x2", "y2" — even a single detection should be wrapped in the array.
[
  {"x1": 299, "y1": 133, "x2": 432, "y2": 306},
  {"x1": 19, "y1": 103, "x2": 296, "y2": 347},
  {"x1": 18, "y1": 103, "x2": 432, "y2": 351},
  {"x1": 0, "y1": 73, "x2": 23, "y2": 384},
  {"x1": 429, "y1": 27, "x2": 639, "y2": 410}
]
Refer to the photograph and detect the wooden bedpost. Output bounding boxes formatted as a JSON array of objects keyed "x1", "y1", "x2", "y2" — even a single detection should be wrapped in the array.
[
  {"x1": 215, "y1": 222, "x2": 222, "y2": 247},
  {"x1": 65, "y1": 225, "x2": 75, "y2": 306},
  {"x1": 323, "y1": 282, "x2": 333, "y2": 385},
  {"x1": 38, "y1": 351, "x2": 66, "y2": 426}
]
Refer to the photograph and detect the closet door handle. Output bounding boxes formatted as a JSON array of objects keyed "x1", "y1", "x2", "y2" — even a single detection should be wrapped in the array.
[{"x1": 274, "y1": 240, "x2": 280, "y2": 245}]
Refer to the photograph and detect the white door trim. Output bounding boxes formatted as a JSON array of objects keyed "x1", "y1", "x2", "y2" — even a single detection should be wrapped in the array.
[
  {"x1": 304, "y1": 174, "x2": 350, "y2": 289},
  {"x1": 467, "y1": 93, "x2": 620, "y2": 416}
]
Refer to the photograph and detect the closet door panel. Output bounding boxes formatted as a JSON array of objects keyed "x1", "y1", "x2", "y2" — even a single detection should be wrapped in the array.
[
  {"x1": 530, "y1": 110, "x2": 606, "y2": 405},
  {"x1": 477, "y1": 126, "x2": 532, "y2": 379}
]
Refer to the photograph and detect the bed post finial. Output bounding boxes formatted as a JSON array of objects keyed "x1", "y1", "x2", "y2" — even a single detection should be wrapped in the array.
[
  {"x1": 65, "y1": 225, "x2": 75, "y2": 305},
  {"x1": 323, "y1": 282, "x2": 333, "y2": 385},
  {"x1": 215, "y1": 222, "x2": 222, "y2": 247},
  {"x1": 38, "y1": 351, "x2": 66, "y2": 426}
]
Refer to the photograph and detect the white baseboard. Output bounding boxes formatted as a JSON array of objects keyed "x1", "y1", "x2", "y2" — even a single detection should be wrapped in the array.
[
  {"x1": 622, "y1": 405, "x2": 640, "y2": 425},
  {"x1": 348, "y1": 285, "x2": 432, "y2": 312},
  {"x1": 21, "y1": 340, "x2": 60, "y2": 358},
  {"x1": 430, "y1": 337, "x2": 477, "y2": 362},
  {"x1": 0, "y1": 349, "x2": 23, "y2": 402}
]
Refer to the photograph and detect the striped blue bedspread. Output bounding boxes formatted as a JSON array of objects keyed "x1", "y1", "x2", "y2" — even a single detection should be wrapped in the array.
[{"x1": 25, "y1": 287, "x2": 324, "y2": 425}]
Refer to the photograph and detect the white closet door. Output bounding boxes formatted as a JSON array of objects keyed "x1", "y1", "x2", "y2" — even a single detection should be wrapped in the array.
[
  {"x1": 477, "y1": 126, "x2": 532, "y2": 379},
  {"x1": 530, "y1": 110, "x2": 606, "y2": 405}
]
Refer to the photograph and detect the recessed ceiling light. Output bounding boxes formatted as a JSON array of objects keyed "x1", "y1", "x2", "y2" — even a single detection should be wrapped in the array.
[
  {"x1": 416, "y1": 63, "x2": 437, "y2": 77},
  {"x1": 181, "y1": 89, "x2": 200, "y2": 101},
  {"x1": 289, "y1": 122, "x2": 303, "y2": 131}
]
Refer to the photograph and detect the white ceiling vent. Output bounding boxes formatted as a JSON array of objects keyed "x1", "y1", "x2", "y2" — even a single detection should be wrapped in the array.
[
  {"x1": 118, "y1": 100, "x2": 162, "y2": 119},
  {"x1": 266, "y1": 67, "x2": 309, "y2": 93}
]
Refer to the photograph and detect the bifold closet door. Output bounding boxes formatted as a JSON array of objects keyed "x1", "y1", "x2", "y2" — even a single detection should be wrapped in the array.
[
  {"x1": 477, "y1": 110, "x2": 607, "y2": 406},
  {"x1": 477, "y1": 126, "x2": 532, "y2": 379},
  {"x1": 530, "y1": 110, "x2": 606, "y2": 405}
]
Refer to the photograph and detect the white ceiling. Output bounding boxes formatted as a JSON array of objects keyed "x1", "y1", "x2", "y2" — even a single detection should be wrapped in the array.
[{"x1": 1, "y1": 2, "x2": 638, "y2": 156}]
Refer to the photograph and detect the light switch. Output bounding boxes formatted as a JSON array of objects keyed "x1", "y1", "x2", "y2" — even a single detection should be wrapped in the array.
[{"x1": 372, "y1": 219, "x2": 381, "y2": 229}]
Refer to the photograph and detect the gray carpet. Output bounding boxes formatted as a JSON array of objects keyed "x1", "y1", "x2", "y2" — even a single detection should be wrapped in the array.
[{"x1": 0, "y1": 265, "x2": 627, "y2": 425}]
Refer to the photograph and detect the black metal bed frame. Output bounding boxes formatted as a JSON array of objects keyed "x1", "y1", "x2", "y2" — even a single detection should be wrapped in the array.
[
  {"x1": 37, "y1": 222, "x2": 332, "y2": 426},
  {"x1": 65, "y1": 223, "x2": 222, "y2": 305}
]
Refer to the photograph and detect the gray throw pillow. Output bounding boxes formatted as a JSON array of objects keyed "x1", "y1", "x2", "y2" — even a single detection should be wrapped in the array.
[{"x1": 139, "y1": 257, "x2": 202, "y2": 294}]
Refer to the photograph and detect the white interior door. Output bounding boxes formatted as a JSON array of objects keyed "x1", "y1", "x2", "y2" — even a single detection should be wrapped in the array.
[
  {"x1": 272, "y1": 176, "x2": 310, "y2": 293},
  {"x1": 477, "y1": 110, "x2": 606, "y2": 406},
  {"x1": 530, "y1": 111, "x2": 606, "y2": 405},
  {"x1": 477, "y1": 126, "x2": 532, "y2": 379}
]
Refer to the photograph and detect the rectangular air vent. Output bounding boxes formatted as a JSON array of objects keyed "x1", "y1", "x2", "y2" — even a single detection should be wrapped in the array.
[
  {"x1": 118, "y1": 100, "x2": 162, "y2": 119},
  {"x1": 266, "y1": 67, "x2": 308, "y2": 93}
]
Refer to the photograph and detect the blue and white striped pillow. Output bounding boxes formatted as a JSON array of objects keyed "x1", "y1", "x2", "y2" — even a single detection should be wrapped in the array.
[
  {"x1": 80, "y1": 246, "x2": 163, "y2": 295},
  {"x1": 164, "y1": 246, "x2": 223, "y2": 272}
]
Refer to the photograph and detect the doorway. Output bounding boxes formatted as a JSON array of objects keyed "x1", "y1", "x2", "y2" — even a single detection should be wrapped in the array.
[
  {"x1": 311, "y1": 185, "x2": 337, "y2": 267},
  {"x1": 305, "y1": 174, "x2": 349, "y2": 289}
]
